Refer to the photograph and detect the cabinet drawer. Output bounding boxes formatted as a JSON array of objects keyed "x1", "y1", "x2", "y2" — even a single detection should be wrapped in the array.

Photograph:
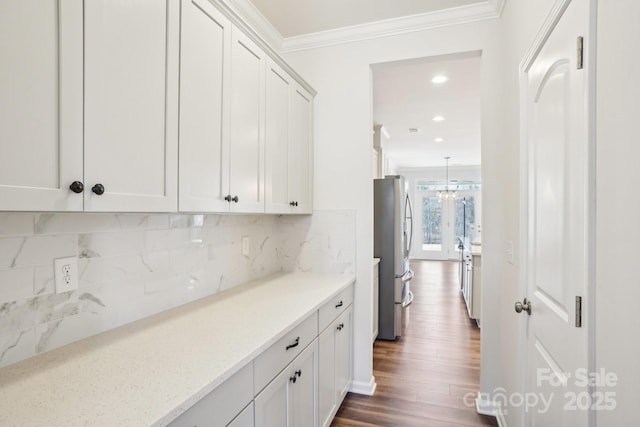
[
  {"x1": 319, "y1": 285, "x2": 353, "y2": 333},
  {"x1": 254, "y1": 312, "x2": 318, "y2": 394},
  {"x1": 168, "y1": 362, "x2": 253, "y2": 427}
]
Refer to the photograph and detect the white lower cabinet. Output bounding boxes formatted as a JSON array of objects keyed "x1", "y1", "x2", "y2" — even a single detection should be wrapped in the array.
[
  {"x1": 168, "y1": 363, "x2": 254, "y2": 427},
  {"x1": 318, "y1": 307, "x2": 353, "y2": 427},
  {"x1": 255, "y1": 339, "x2": 319, "y2": 427},
  {"x1": 168, "y1": 285, "x2": 353, "y2": 427},
  {"x1": 228, "y1": 403, "x2": 255, "y2": 427}
]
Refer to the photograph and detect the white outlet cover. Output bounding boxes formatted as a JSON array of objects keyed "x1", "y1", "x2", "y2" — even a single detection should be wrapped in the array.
[{"x1": 54, "y1": 256, "x2": 79, "y2": 294}]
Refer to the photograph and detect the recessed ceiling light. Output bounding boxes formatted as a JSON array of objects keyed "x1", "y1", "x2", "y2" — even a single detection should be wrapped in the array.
[
  {"x1": 432, "y1": 115, "x2": 445, "y2": 122},
  {"x1": 408, "y1": 127, "x2": 420, "y2": 133},
  {"x1": 435, "y1": 137, "x2": 444, "y2": 142},
  {"x1": 431, "y1": 75, "x2": 449, "y2": 84}
]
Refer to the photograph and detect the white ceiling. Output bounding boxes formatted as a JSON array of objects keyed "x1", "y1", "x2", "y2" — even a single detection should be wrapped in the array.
[
  {"x1": 372, "y1": 52, "x2": 481, "y2": 169},
  {"x1": 247, "y1": 0, "x2": 483, "y2": 38}
]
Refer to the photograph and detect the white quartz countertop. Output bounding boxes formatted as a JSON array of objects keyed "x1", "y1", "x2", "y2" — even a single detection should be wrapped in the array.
[{"x1": 0, "y1": 272, "x2": 355, "y2": 426}]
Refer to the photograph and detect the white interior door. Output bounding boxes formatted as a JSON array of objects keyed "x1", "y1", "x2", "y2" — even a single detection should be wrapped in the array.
[{"x1": 521, "y1": 1, "x2": 590, "y2": 425}]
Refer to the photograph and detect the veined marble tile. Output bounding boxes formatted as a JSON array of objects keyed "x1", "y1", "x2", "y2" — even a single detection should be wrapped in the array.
[
  {"x1": 79, "y1": 231, "x2": 145, "y2": 259},
  {"x1": 0, "y1": 299, "x2": 37, "y2": 335},
  {"x1": 0, "y1": 328, "x2": 35, "y2": 368},
  {"x1": 34, "y1": 265, "x2": 55, "y2": 296},
  {"x1": 169, "y1": 214, "x2": 204, "y2": 229},
  {"x1": 34, "y1": 213, "x2": 169, "y2": 235},
  {"x1": 34, "y1": 309, "x2": 119, "y2": 355},
  {"x1": 0, "y1": 214, "x2": 34, "y2": 237},
  {"x1": 170, "y1": 245, "x2": 208, "y2": 276},
  {"x1": 145, "y1": 228, "x2": 190, "y2": 253},
  {"x1": 79, "y1": 254, "x2": 158, "y2": 286},
  {"x1": 0, "y1": 235, "x2": 77, "y2": 270},
  {"x1": 278, "y1": 210, "x2": 356, "y2": 275},
  {"x1": 0, "y1": 268, "x2": 34, "y2": 304}
]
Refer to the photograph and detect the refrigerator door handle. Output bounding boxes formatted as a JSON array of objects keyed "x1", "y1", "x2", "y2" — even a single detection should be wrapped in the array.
[
  {"x1": 396, "y1": 269, "x2": 413, "y2": 282},
  {"x1": 405, "y1": 194, "x2": 413, "y2": 257},
  {"x1": 402, "y1": 290, "x2": 414, "y2": 308}
]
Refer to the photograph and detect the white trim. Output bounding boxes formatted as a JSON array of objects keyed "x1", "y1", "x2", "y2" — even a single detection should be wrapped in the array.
[
  {"x1": 217, "y1": 0, "x2": 283, "y2": 50},
  {"x1": 349, "y1": 376, "x2": 377, "y2": 396},
  {"x1": 281, "y1": 1, "x2": 503, "y2": 53},
  {"x1": 475, "y1": 392, "x2": 506, "y2": 426},
  {"x1": 223, "y1": 0, "x2": 505, "y2": 54}
]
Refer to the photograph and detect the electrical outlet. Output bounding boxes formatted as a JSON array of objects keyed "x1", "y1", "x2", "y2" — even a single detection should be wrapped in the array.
[
  {"x1": 54, "y1": 256, "x2": 78, "y2": 294},
  {"x1": 242, "y1": 236, "x2": 250, "y2": 256}
]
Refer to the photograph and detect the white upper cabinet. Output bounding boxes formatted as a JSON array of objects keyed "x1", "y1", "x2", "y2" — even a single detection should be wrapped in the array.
[
  {"x1": 265, "y1": 61, "x2": 314, "y2": 215},
  {"x1": 0, "y1": 0, "x2": 83, "y2": 211},
  {"x1": 265, "y1": 60, "x2": 292, "y2": 213},
  {"x1": 178, "y1": 0, "x2": 231, "y2": 212},
  {"x1": 84, "y1": 0, "x2": 179, "y2": 212},
  {"x1": 228, "y1": 28, "x2": 266, "y2": 213},
  {"x1": 289, "y1": 85, "x2": 313, "y2": 214},
  {"x1": 0, "y1": 0, "x2": 311, "y2": 215}
]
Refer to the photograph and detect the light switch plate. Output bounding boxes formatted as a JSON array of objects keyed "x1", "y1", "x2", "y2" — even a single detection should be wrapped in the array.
[
  {"x1": 242, "y1": 236, "x2": 250, "y2": 256},
  {"x1": 506, "y1": 240, "x2": 515, "y2": 265},
  {"x1": 54, "y1": 256, "x2": 79, "y2": 294}
]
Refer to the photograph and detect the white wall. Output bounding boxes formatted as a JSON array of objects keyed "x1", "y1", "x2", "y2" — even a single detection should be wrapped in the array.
[
  {"x1": 283, "y1": 19, "x2": 504, "y2": 394},
  {"x1": 595, "y1": 1, "x2": 640, "y2": 424}
]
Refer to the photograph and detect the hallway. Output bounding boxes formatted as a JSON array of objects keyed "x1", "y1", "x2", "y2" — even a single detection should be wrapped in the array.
[{"x1": 332, "y1": 260, "x2": 498, "y2": 426}]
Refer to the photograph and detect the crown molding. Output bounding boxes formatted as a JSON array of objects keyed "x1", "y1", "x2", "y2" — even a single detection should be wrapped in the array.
[
  {"x1": 223, "y1": 0, "x2": 505, "y2": 54},
  {"x1": 218, "y1": 0, "x2": 285, "y2": 51},
  {"x1": 281, "y1": 0, "x2": 505, "y2": 53}
]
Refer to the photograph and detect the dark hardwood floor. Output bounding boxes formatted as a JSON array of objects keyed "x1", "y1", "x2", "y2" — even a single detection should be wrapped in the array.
[{"x1": 331, "y1": 260, "x2": 498, "y2": 427}]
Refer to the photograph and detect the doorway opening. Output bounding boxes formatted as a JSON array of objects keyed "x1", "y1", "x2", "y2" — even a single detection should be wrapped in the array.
[{"x1": 368, "y1": 50, "x2": 488, "y2": 421}]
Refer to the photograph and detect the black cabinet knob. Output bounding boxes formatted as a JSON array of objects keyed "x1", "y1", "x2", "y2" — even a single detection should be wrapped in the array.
[
  {"x1": 232, "y1": 196, "x2": 239, "y2": 203},
  {"x1": 295, "y1": 201, "x2": 299, "y2": 207},
  {"x1": 290, "y1": 201, "x2": 296, "y2": 206},
  {"x1": 91, "y1": 184, "x2": 105, "y2": 195},
  {"x1": 69, "y1": 181, "x2": 84, "y2": 194},
  {"x1": 295, "y1": 370, "x2": 302, "y2": 378},
  {"x1": 224, "y1": 195, "x2": 232, "y2": 202}
]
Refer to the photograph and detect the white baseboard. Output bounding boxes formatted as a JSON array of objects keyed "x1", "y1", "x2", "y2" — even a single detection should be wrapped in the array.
[
  {"x1": 349, "y1": 376, "x2": 377, "y2": 396},
  {"x1": 476, "y1": 392, "x2": 506, "y2": 427}
]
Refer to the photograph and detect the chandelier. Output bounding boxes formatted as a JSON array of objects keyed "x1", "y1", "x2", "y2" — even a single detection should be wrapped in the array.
[{"x1": 437, "y1": 156, "x2": 458, "y2": 201}]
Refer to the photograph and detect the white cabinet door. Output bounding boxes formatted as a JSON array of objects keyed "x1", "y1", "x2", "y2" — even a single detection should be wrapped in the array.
[
  {"x1": 178, "y1": 0, "x2": 231, "y2": 213},
  {"x1": 0, "y1": 0, "x2": 83, "y2": 211},
  {"x1": 289, "y1": 84, "x2": 313, "y2": 214},
  {"x1": 334, "y1": 307, "x2": 352, "y2": 402},
  {"x1": 264, "y1": 59, "x2": 292, "y2": 214},
  {"x1": 255, "y1": 339, "x2": 318, "y2": 427},
  {"x1": 290, "y1": 340, "x2": 318, "y2": 427},
  {"x1": 255, "y1": 364, "x2": 289, "y2": 427},
  {"x1": 84, "y1": 0, "x2": 179, "y2": 212},
  {"x1": 317, "y1": 328, "x2": 336, "y2": 427},
  {"x1": 228, "y1": 28, "x2": 265, "y2": 213},
  {"x1": 228, "y1": 403, "x2": 255, "y2": 427}
]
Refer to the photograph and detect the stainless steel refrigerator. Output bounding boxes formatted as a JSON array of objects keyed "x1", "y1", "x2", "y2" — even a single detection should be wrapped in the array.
[{"x1": 374, "y1": 175, "x2": 414, "y2": 340}]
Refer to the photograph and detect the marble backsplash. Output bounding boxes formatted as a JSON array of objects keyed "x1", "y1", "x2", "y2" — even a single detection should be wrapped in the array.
[{"x1": 0, "y1": 210, "x2": 355, "y2": 368}]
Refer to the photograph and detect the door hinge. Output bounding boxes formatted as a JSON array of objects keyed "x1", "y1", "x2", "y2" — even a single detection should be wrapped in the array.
[
  {"x1": 575, "y1": 296, "x2": 582, "y2": 327},
  {"x1": 577, "y1": 36, "x2": 584, "y2": 70}
]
